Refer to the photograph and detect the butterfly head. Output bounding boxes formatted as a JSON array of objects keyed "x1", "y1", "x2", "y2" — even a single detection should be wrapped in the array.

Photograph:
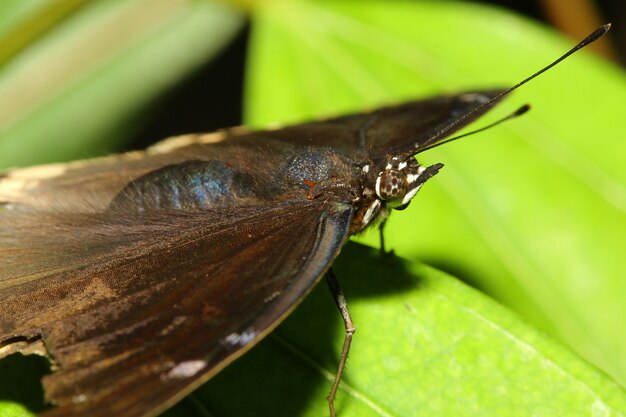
[
  {"x1": 374, "y1": 156, "x2": 443, "y2": 211},
  {"x1": 351, "y1": 156, "x2": 443, "y2": 234}
]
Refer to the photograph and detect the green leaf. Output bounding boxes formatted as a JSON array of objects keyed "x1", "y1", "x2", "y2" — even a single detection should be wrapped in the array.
[
  {"x1": 245, "y1": 0, "x2": 626, "y2": 388},
  {"x1": 0, "y1": 0, "x2": 244, "y2": 168},
  {"x1": 183, "y1": 243, "x2": 626, "y2": 416}
]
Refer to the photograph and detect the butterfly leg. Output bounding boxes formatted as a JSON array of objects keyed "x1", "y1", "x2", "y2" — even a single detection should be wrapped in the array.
[
  {"x1": 378, "y1": 218, "x2": 396, "y2": 257},
  {"x1": 379, "y1": 218, "x2": 387, "y2": 254},
  {"x1": 325, "y1": 269, "x2": 355, "y2": 417}
]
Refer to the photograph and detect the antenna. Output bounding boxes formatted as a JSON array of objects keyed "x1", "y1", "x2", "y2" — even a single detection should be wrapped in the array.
[
  {"x1": 424, "y1": 104, "x2": 531, "y2": 152},
  {"x1": 417, "y1": 23, "x2": 611, "y2": 153}
]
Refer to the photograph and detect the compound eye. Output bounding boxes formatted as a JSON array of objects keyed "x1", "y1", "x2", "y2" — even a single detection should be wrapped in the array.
[{"x1": 377, "y1": 169, "x2": 408, "y2": 201}]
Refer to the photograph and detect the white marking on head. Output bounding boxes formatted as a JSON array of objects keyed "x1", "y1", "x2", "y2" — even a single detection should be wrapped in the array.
[
  {"x1": 166, "y1": 360, "x2": 207, "y2": 379},
  {"x1": 362, "y1": 199, "x2": 381, "y2": 226},
  {"x1": 404, "y1": 166, "x2": 425, "y2": 185},
  {"x1": 362, "y1": 164, "x2": 370, "y2": 173},
  {"x1": 398, "y1": 164, "x2": 429, "y2": 205},
  {"x1": 400, "y1": 183, "x2": 423, "y2": 206},
  {"x1": 375, "y1": 173, "x2": 382, "y2": 197}
]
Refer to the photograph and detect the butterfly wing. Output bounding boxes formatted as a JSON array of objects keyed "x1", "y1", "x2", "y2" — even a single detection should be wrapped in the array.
[
  {"x1": 151, "y1": 90, "x2": 506, "y2": 160},
  {"x1": 329, "y1": 90, "x2": 507, "y2": 156},
  {"x1": 0, "y1": 90, "x2": 505, "y2": 212},
  {"x1": 0, "y1": 132, "x2": 236, "y2": 212},
  {"x1": 234, "y1": 90, "x2": 506, "y2": 159},
  {"x1": 0, "y1": 200, "x2": 352, "y2": 417}
]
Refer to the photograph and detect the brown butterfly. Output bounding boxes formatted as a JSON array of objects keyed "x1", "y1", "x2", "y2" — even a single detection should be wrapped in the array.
[{"x1": 0, "y1": 25, "x2": 609, "y2": 417}]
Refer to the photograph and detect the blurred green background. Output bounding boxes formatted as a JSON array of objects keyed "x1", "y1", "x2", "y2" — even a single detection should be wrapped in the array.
[{"x1": 1, "y1": 0, "x2": 625, "y2": 416}]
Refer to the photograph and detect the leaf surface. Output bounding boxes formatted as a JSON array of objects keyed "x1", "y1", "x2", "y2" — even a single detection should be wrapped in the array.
[{"x1": 0, "y1": 0, "x2": 243, "y2": 168}]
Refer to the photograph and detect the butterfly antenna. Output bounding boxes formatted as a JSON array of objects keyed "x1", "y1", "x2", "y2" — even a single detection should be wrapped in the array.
[
  {"x1": 424, "y1": 104, "x2": 531, "y2": 152},
  {"x1": 418, "y1": 23, "x2": 611, "y2": 153}
]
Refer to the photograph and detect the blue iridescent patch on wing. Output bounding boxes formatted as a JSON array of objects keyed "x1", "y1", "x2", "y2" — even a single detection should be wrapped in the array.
[{"x1": 110, "y1": 160, "x2": 257, "y2": 212}]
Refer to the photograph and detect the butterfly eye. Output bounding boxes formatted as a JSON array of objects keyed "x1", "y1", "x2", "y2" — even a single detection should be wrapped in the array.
[{"x1": 376, "y1": 169, "x2": 409, "y2": 201}]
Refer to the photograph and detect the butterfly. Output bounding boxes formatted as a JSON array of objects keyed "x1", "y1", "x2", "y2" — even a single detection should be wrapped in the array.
[{"x1": 0, "y1": 24, "x2": 609, "y2": 417}]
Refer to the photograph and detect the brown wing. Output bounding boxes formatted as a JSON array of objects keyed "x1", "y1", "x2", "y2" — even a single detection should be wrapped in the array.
[
  {"x1": 0, "y1": 91, "x2": 505, "y2": 212},
  {"x1": 323, "y1": 90, "x2": 506, "y2": 156},
  {"x1": 0, "y1": 132, "x2": 235, "y2": 212},
  {"x1": 0, "y1": 200, "x2": 352, "y2": 417}
]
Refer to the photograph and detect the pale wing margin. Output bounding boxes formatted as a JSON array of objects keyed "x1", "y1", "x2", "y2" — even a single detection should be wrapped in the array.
[{"x1": 0, "y1": 131, "x2": 235, "y2": 212}]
